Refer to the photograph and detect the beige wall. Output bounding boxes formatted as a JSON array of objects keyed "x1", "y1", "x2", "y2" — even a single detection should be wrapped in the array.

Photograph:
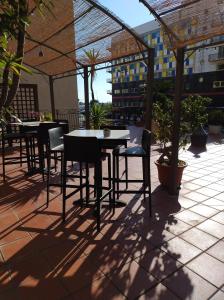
[{"x1": 20, "y1": 70, "x2": 78, "y2": 113}]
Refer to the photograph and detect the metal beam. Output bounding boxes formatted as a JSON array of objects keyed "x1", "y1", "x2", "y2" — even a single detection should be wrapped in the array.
[
  {"x1": 169, "y1": 48, "x2": 185, "y2": 195},
  {"x1": 86, "y1": 0, "x2": 151, "y2": 51},
  {"x1": 186, "y1": 39, "x2": 224, "y2": 52},
  {"x1": 25, "y1": 6, "x2": 95, "y2": 55},
  {"x1": 49, "y1": 75, "x2": 56, "y2": 119},
  {"x1": 159, "y1": 0, "x2": 201, "y2": 17},
  {"x1": 145, "y1": 48, "x2": 154, "y2": 131},
  {"x1": 84, "y1": 66, "x2": 90, "y2": 129},
  {"x1": 139, "y1": 0, "x2": 180, "y2": 43}
]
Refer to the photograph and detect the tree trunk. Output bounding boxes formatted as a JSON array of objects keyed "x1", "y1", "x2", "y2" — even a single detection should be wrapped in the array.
[
  {"x1": 90, "y1": 74, "x2": 95, "y2": 102},
  {"x1": 4, "y1": 3, "x2": 26, "y2": 108},
  {"x1": 0, "y1": 66, "x2": 10, "y2": 111}
]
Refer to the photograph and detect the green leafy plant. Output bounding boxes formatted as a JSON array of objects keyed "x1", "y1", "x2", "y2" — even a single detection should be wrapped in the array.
[
  {"x1": 182, "y1": 95, "x2": 211, "y2": 133},
  {"x1": 43, "y1": 112, "x2": 53, "y2": 121},
  {"x1": 0, "y1": 1, "x2": 53, "y2": 112},
  {"x1": 90, "y1": 103, "x2": 109, "y2": 129},
  {"x1": 208, "y1": 109, "x2": 224, "y2": 126},
  {"x1": 153, "y1": 97, "x2": 190, "y2": 166}
]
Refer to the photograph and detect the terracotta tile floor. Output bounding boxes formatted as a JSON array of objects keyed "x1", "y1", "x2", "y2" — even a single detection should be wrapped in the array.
[{"x1": 0, "y1": 127, "x2": 224, "y2": 299}]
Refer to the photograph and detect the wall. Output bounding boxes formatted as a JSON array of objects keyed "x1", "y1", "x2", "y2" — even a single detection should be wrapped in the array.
[{"x1": 20, "y1": 70, "x2": 78, "y2": 113}]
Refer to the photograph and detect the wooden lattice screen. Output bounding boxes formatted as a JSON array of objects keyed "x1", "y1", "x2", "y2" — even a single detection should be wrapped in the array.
[{"x1": 11, "y1": 84, "x2": 39, "y2": 120}]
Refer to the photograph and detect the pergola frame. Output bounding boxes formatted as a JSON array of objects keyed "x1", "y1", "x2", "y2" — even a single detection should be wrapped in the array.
[
  {"x1": 139, "y1": 0, "x2": 224, "y2": 194},
  {"x1": 23, "y1": 0, "x2": 154, "y2": 130}
]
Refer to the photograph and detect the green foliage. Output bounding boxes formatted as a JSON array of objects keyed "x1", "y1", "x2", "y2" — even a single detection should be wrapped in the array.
[
  {"x1": 153, "y1": 97, "x2": 190, "y2": 165},
  {"x1": 90, "y1": 104, "x2": 109, "y2": 129},
  {"x1": 101, "y1": 102, "x2": 112, "y2": 115},
  {"x1": 43, "y1": 111, "x2": 53, "y2": 121},
  {"x1": 208, "y1": 109, "x2": 224, "y2": 125},
  {"x1": 153, "y1": 79, "x2": 173, "y2": 105},
  {"x1": 153, "y1": 94, "x2": 212, "y2": 165},
  {"x1": 182, "y1": 95, "x2": 212, "y2": 133},
  {"x1": 0, "y1": 106, "x2": 13, "y2": 127},
  {"x1": 0, "y1": 0, "x2": 53, "y2": 111}
]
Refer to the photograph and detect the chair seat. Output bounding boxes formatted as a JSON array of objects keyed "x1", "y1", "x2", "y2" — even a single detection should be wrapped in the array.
[
  {"x1": 114, "y1": 146, "x2": 146, "y2": 157},
  {"x1": 51, "y1": 144, "x2": 64, "y2": 152}
]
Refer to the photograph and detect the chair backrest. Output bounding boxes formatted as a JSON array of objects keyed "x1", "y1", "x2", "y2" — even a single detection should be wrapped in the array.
[
  {"x1": 64, "y1": 135, "x2": 101, "y2": 163},
  {"x1": 54, "y1": 120, "x2": 69, "y2": 134},
  {"x1": 38, "y1": 122, "x2": 57, "y2": 145},
  {"x1": 48, "y1": 127, "x2": 63, "y2": 149},
  {"x1": 141, "y1": 129, "x2": 151, "y2": 155}
]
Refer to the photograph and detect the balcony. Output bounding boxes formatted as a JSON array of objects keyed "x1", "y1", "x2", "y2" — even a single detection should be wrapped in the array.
[
  {"x1": 106, "y1": 67, "x2": 112, "y2": 73},
  {"x1": 107, "y1": 78, "x2": 112, "y2": 83},
  {"x1": 208, "y1": 53, "x2": 224, "y2": 63},
  {"x1": 107, "y1": 89, "x2": 112, "y2": 95}
]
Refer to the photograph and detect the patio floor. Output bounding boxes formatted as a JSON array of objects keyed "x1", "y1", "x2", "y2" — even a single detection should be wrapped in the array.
[{"x1": 0, "y1": 126, "x2": 224, "y2": 299}]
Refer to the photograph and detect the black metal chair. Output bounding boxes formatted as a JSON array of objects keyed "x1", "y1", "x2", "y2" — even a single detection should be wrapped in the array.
[
  {"x1": 1, "y1": 124, "x2": 28, "y2": 181},
  {"x1": 62, "y1": 135, "x2": 112, "y2": 231},
  {"x1": 54, "y1": 119, "x2": 69, "y2": 134},
  {"x1": 112, "y1": 129, "x2": 152, "y2": 216},
  {"x1": 100, "y1": 125, "x2": 128, "y2": 190},
  {"x1": 37, "y1": 122, "x2": 57, "y2": 180},
  {"x1": 46, "y1": 127, "x2": 64, "y2": 206}
]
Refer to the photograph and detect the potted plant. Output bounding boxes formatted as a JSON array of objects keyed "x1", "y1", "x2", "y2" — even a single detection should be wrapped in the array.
[
  {"x1": 153, "y1": 97, "x2": 190, "y2": 187},
  {"x1": 182, "y1": 95, "x2": 211, "y2": 147},
  {"x1": 208, "y1": 109, "x2": 224, "y2": 135},
  {"x1": 90, "y1": 103, "x2": 109, "y2": 129}
]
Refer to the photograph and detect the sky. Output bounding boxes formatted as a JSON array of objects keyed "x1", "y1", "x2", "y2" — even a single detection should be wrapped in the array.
[{"x1": 77, "y1": 0, "x2": 154, "y2": 103}]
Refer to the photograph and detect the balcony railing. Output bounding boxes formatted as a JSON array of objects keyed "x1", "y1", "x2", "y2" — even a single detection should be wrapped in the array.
[
  {"x1": 106, "y1": 78, "x2": 112, "y2": 83},
  {"x1": 107, "y1": 90, "x2": 112, "y2": 95},
  {"x1": 208, "y1": 53, "x2": 224, "y2": 62},
  {"x1": 55, "y1": 109, "x2": 85, "y2": 129}
]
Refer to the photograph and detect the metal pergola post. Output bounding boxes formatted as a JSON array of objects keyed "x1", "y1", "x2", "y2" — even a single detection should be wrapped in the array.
[
  {"x1": 49, "y1": 75, "x2": 56, "y2": 120},
  {"x1": 145, "y1": 48, "x2": 155, "y2": 130},
  {"x1": 169, "y1": 47, "x2": 185, "y2": 195},
  {"x1": 84, "y1": 66, "x2": 90, "y2": 129}
]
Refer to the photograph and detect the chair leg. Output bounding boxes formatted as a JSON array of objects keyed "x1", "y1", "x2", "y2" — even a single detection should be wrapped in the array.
[
  {"x1": 85, "y1": 162, "x2": 89, "y2": 205},
  {"x1": 38, "y1": 142, "x2": 45, "y2": 181},
  {"x1": 112, "y1": 152, "x2": 116, "y2": 214},
  {"x1": 116, "y1": 155, "x2": 120, "y2": 200},
  {"x1": 62, "y1": 160, "x2": 67, "y2": 222},
  {"x1": 80, "y1": 162, "x2": 83, "y2": 205},
  {"x1": 19, "y1": 138, "x2": 23, "y2": 167},
  {"x1": 60, "y1": 153, "x2": 63, "y2": 194},
  {"x1": 46, "y1": 152, "x2": 51, "y2": 207},
  {"x1": 95, "y1": 163, "x2": 102, "y2": 232},
  {"x1": 147, "y1": 157, "x2": 152, "y2": 217},
  {"x1": 2, "y1": 138, "x2": 6, "y2": 182},
  {"x1": 25, "y1": 136, "x2": 31, "y2": 173},
  {"x1": 54, "y1": 152, "x2": 57, "y2": 172},
  {"x1": 142, "y1": 157, "x2": 146, "y2": 202},
  {"x1": 107, "y1": 154, "x2": 112, "y2": 208}
]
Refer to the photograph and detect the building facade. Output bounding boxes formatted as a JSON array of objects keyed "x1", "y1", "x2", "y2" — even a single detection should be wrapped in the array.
[{"x1": 109, "y1": 20, "x2": 224, "y2": 122}]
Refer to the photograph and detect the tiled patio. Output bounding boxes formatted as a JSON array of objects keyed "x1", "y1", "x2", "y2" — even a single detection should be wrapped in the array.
[{"x1": 0, "y1": 127, "x2": 224, "y2": 299}]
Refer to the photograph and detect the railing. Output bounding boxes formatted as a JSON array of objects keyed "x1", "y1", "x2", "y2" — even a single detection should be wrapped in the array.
[
  {"x1": 208, "y1": 53, "x2": 224, "y2": 62},
  {"x1": 55, "y1": 109, "x2": 85, "y2": 130},
  {"x1": 106, "y1": 78, "x2": 112, "y2": 83},
  {"x1": 107, "y1": 90, "x2": 112, "y2": 95}
]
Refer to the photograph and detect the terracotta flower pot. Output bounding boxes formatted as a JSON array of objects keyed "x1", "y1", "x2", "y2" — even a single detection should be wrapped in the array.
[{"x1": 155, "y1": 160, "x2": 187, "y2": 188}]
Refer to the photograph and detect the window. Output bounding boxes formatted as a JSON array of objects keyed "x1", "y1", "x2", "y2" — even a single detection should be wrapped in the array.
[
  {"x1": 218, "y1": 64, "x2": 224, "y2": 70},
  {"x1": 122, "y1": 89, "x2": 129, "y2": 94},
  {"x1": 213, "y1": 81, "x2": 220, "y2": 88},
  {"x1": 213, "y1": 81, "x2": 224, "y2": 88},
  {"x1": 114, "y1": 89, "x2": 120, "y2": 95}
]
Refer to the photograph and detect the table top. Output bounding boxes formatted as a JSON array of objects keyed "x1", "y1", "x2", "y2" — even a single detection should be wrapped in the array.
[
  {"x1": 10, "y1": 121, "x2": 57, "y2": 127},
  {"x1": 66, "y1": 129, "x2": 130, "y2": 140}
]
